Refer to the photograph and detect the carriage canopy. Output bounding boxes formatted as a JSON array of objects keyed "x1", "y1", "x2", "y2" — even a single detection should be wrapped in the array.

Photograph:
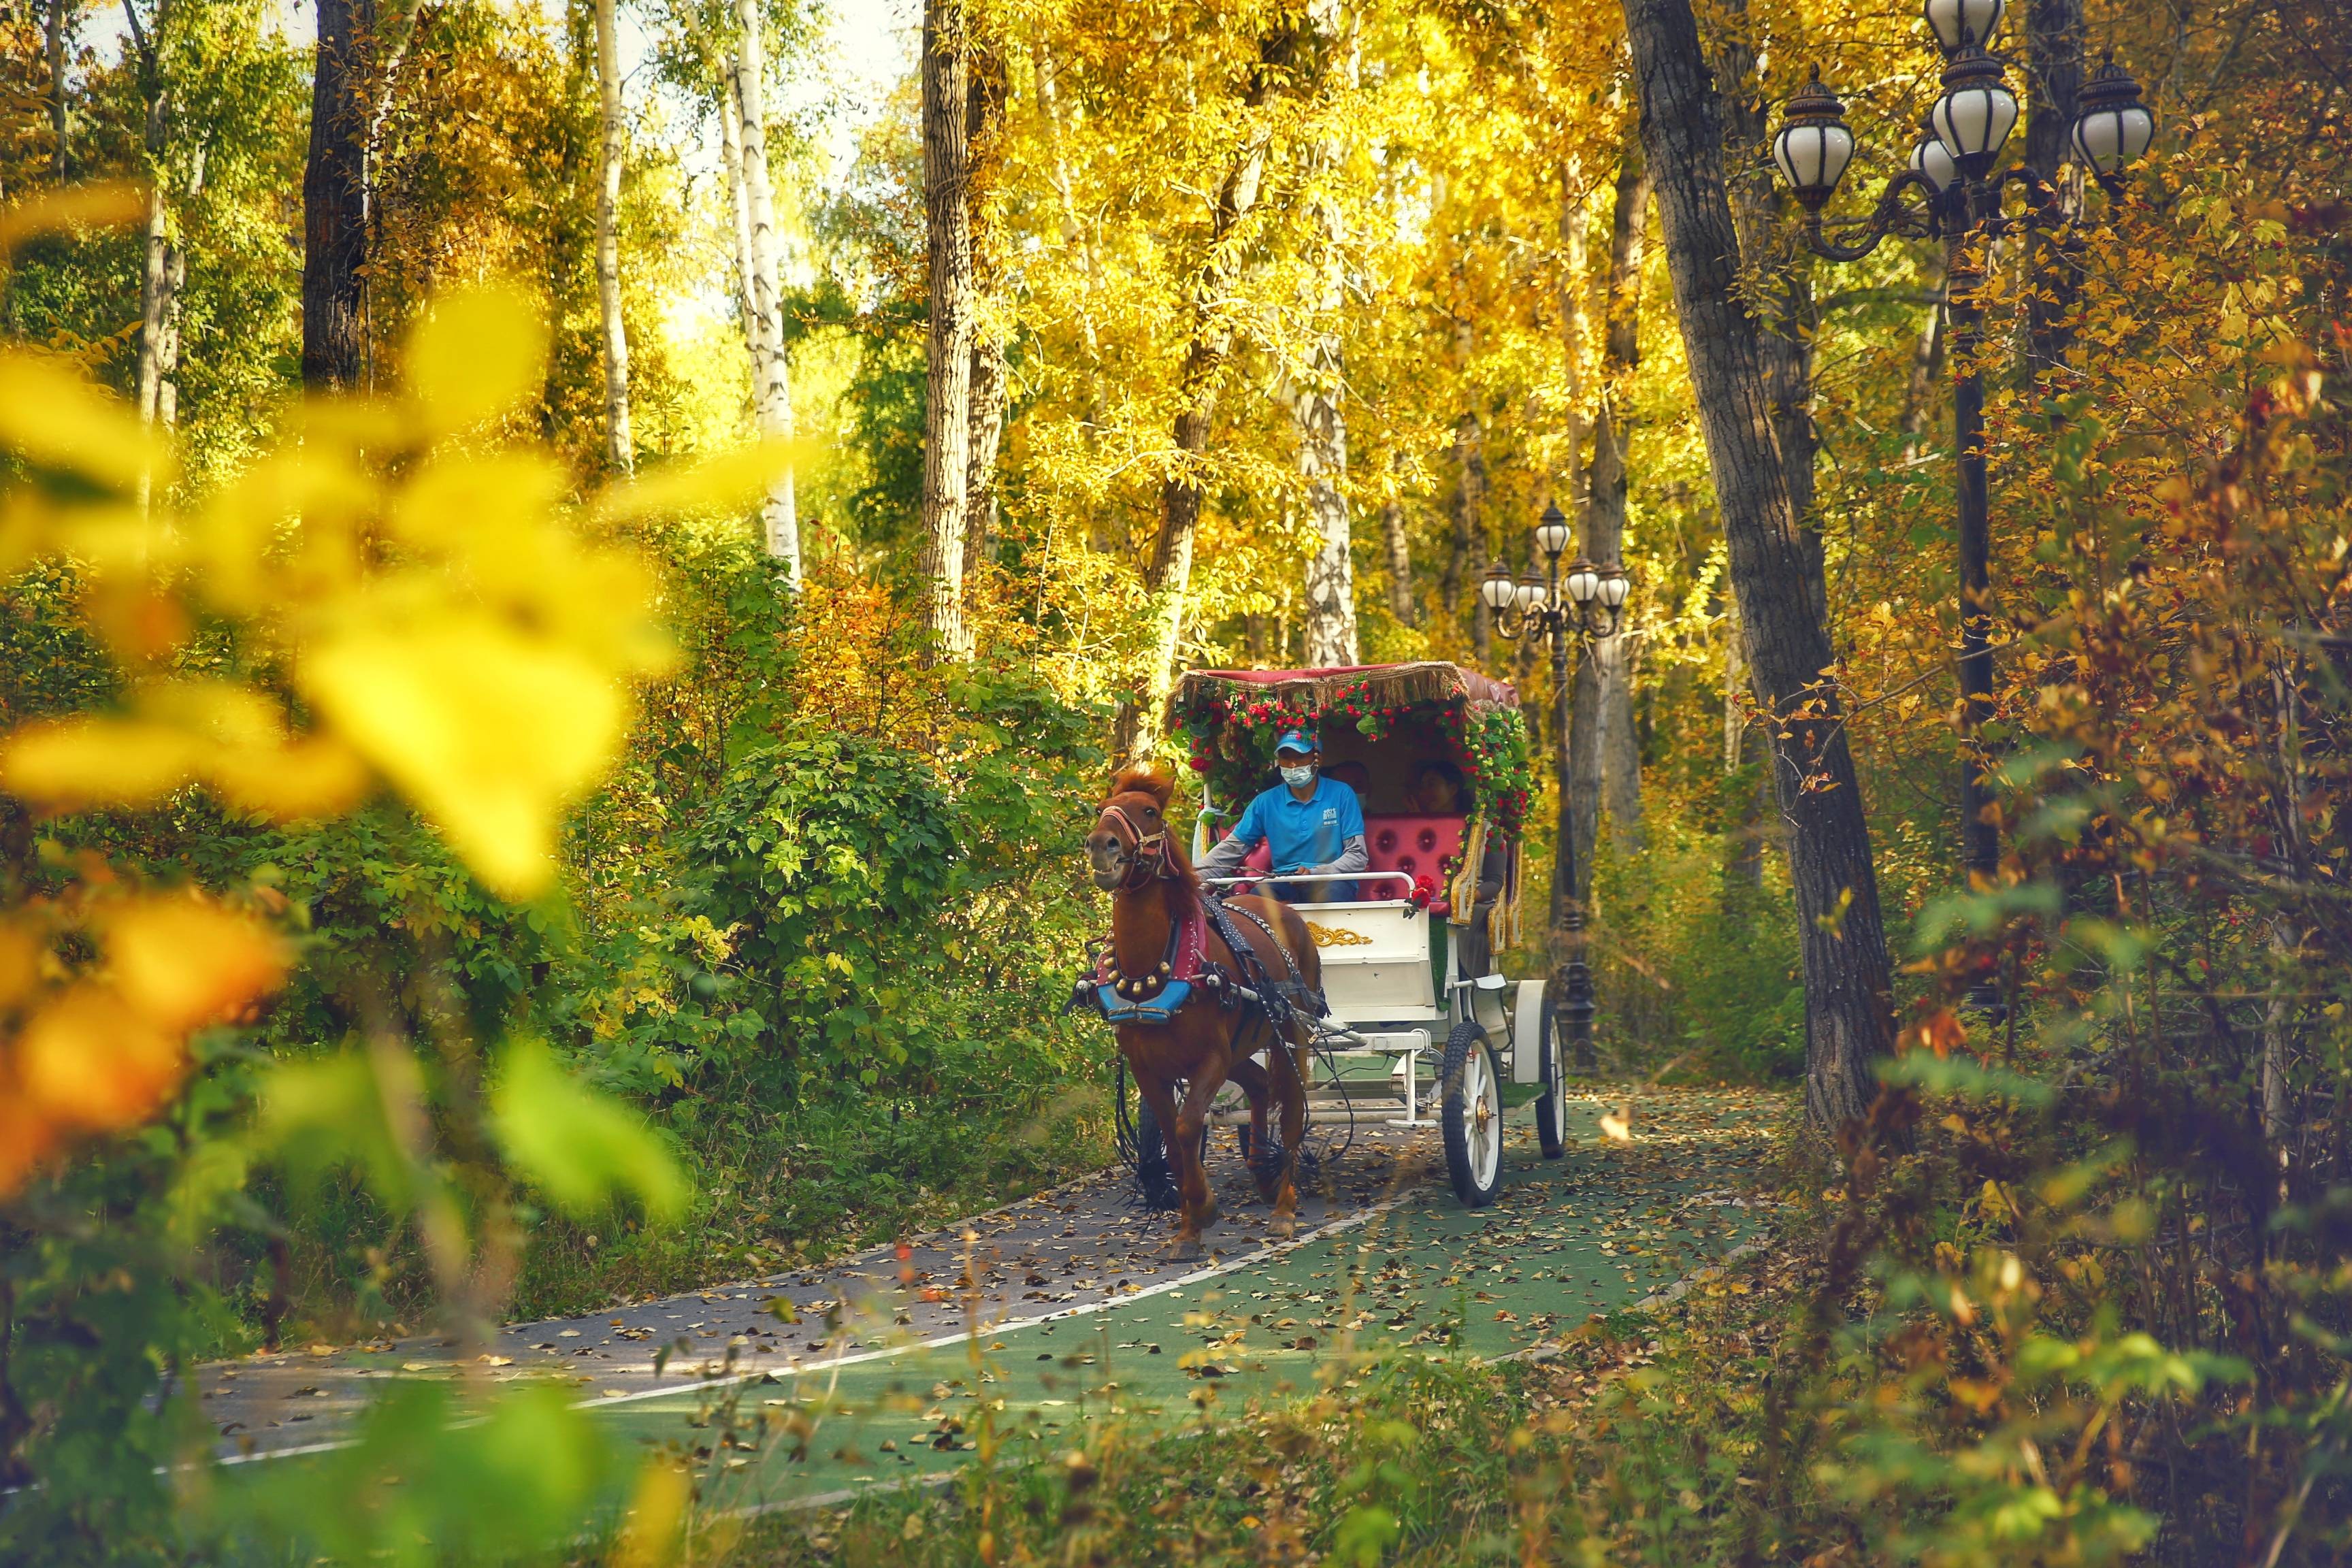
[{"x1": 1170, "y1": 661, "x2": 1535, "y2": 834}]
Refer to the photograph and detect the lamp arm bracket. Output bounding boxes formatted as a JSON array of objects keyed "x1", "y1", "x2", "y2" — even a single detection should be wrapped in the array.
[{"x1": 1802, "y1": 168, "x2": 1938, "y2": 263}]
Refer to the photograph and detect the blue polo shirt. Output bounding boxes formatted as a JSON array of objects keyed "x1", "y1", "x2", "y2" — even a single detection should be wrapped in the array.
[{"x1": 1227, "y1": 776, "x2": 1365, "y2": 897}]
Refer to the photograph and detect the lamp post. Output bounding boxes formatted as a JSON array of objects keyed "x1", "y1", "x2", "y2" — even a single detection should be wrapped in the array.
[
  {"x1": 1483, "y1": 502, "x2": 1631, "y2": 1073},
  {"x1": 1768, "y1": 3, "x2": 2153, "y2": 1007}
]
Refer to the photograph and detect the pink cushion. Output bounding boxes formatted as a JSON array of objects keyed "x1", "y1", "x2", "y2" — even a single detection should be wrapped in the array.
[
  {"x1": 1362, "y1": 815, "x2": 1464, "y2": 912},
  {"x1": 1213, "y1": 814, "x2": 1463, "y2": 908}
]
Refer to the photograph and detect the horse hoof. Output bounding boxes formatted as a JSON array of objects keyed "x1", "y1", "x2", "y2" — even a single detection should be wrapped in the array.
[{"x1": 1169, "y1": 1235, "x2": 1207, "y2": 1260}]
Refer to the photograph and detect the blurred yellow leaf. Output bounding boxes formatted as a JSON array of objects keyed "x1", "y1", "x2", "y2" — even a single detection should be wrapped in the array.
[
  {"x1": 1599, "y1": 1105, "x2": 1633, "y2": 1143},
  {"x1": 0, "y1": 182, "x2": 148, "y2": 256},
  {"x1": 1, "y1": 684, "x2": 372, "y2": 821},
  {"x1": 588, "y1": 440, "x2": 804, "y2": 528},
  {"x1": 1, "y1": 717, "x2": 206, "y2": 807},
  {"x1": 611, "y1": 1459, "x2": 692, "y2": 1568},
  {"x1": 107, "y1": 898, "x2": 286, "y2": 1032},
  {"x1": 405, "y1": 287, "x2": 549, "y2": 438},
  {"x1": 301, "y1": 615, "x2": 627, "y2": 897},
  {"x1": 0, "y1": 350, "x2": 169, "y2": 496},
  {"x1": 208, "y1": 736, "x2": 372, "y2": 821},
  {"x1": 391, "y1": 451, "x2": 570, "y2": 559},
  {"x1": 0, "y1": 920, "x2": 42, "y2": 1005},
  {"x1": 18, "y1": 985, "x2": 184, "y2": 1134},
  {"x1": 0, "y1": 1096, "x2": 61, "y2": 1194}
]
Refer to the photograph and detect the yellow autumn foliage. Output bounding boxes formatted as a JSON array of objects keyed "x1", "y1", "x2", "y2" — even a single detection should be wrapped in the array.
[{"x1": 0, "y1": 255, "x2": 787, "y2": 1194}]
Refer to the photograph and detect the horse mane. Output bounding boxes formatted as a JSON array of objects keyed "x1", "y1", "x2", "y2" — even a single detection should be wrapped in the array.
[{"x1": 1110, "y1": 765, "x2": 1175, "y2": 810}]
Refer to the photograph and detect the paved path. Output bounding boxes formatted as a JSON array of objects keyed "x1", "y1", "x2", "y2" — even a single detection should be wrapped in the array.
[
  {"x1": 202, "y1": 1085, "x2": 1782, "y2": 1512},
  {"x1": 201, "y1": 1104, "x2": 1433, "y2": 1458}
]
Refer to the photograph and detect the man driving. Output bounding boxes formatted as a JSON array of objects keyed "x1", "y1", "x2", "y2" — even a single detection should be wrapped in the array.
[{"x1": 1198, "y1": 730, "x2": 1367, "y2": 902}]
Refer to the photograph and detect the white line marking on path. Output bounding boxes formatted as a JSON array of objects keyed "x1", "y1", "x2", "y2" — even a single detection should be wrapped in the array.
[
  {"x1": 588, "y1": 1190, "x2": 1418, "y2": 1410},
  {"x1": 212, "y1": 1190, "x2": 1420, "y2": 1467}
]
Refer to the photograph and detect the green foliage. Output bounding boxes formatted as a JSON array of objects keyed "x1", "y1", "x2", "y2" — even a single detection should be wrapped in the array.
[
  {"x1": 490, "y1": 1038, "x2": 689, "y2": 1224},
  {"x1": 1586, "y1": 794, "x2": 1806, "y2": 1081},
  {"x1": 230, "y1": 1382, "x2": 619, "y2": 1567}
]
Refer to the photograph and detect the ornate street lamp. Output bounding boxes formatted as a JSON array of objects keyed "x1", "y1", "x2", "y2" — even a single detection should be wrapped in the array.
[
  {"x1": 1486, "y1": 501, "x2": 1635, "y2": 1073},
  {"x1": 1768, "y1": 7, "x2": 2157, "y2": 1011},
  {"x1": 2071, "y1": 54, "x2": 2155, "y2": 184}
]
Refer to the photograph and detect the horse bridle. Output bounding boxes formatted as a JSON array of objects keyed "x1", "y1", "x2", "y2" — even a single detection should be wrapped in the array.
[{"x1": 1094, "y1": 800, "x2": 1173, "y2": 891}]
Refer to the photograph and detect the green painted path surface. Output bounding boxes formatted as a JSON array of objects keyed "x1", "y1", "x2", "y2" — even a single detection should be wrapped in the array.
[{"x1": 595, "y1": 1088, "x2": 1778, "y2": 1514}]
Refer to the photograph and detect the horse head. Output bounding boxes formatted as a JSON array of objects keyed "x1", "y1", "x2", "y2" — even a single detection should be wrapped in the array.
[{"x1": 1088, "y1": 767, "x2": 1192, "y2": 894}]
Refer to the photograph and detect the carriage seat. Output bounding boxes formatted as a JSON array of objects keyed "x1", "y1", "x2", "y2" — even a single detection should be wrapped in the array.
[
  {"x1": 1362, "y1": 815, "x2": 1465, "y2": 914},
  {"x1": 1218, "y1": 815, "x2": 1464, "y2": 911}
]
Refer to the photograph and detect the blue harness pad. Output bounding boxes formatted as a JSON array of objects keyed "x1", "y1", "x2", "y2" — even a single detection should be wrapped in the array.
[{"x1": 1096, "y1": 979, "x2": 1194, "y2": 1025}]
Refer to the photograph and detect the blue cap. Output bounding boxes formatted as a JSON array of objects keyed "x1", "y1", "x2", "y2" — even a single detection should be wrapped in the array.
[{"x1": 1275, "y1": 729, "x2": 1317, "y2": 757}]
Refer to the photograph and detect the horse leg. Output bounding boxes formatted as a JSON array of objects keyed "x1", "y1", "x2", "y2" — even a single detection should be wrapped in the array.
[
  {"x1": 1268, "y1": 1031, "x2": 1309, "y2": 1235},
  {"x1": 1172, "y1": 1067, "x2": 1226, "y2": 1250},
  {"x1": 1226, "y1": 1051, "x2": 1277, "y2": 1200},
  {"x1": 1131, "y1": 1066, "x2": 1194, "y2": 1243}
]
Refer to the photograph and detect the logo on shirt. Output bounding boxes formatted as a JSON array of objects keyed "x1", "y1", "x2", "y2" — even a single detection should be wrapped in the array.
[{"x1": 1322, "y1": 808, "x2": 1338, "y2": 824}]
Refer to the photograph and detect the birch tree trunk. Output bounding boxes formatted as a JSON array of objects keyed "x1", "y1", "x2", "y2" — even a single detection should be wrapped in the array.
[
  {"x1": 731, "y1": 5, "x2": 800, "y2": 583},
  {"x1": 1111, "y1": 26, "x2": 1290, "y2": 761},
  {"x1": 591, "y1": 0, "x2": 633, "y2": 472},
  {"x1": 1450, "y1": 410, "x2": 1489, "y2": 662},
  {"x1": 46, "y1": 0, "x2": 68, "y2": 182},
  {"x1": 1898, "y1": 283, "x2": 1946, "y2": 463},
  {"x1": 1379, "y1": 497, "x2": 1414, "y2": 625},
  {"x1": 128, "y1": 0, "x2": 187, "y2": 505},
  {"x1": 1298, "y1": 359, "x2": 1356, "y2": 667},
  {"x1": 719, "y1": 71, "x2": 758, "y2": 350},
  {"x1": 964, "y1": 32, "x2": 1007, "y2": 576},
  {"x1": 917, "y1": 0, "x2": 975, "y2": 658},
  {"x1": 1723, "y1": 599, "x2": 1765, "y2": 891},
  {"x1": 1569, "y1": 146, "x2": 1654, "y2": 870},
  {"x1": 1296, "y1": 0, "x2": 1356, "y2": 670},
  {"x1": 1624, "y1": 0, "x2": 1897, "y2": 1128}
]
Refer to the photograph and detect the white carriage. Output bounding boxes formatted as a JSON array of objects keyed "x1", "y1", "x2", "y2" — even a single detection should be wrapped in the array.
[{"x1": 1169, "y1": 662, "x2": 1569, "y2": 1207}]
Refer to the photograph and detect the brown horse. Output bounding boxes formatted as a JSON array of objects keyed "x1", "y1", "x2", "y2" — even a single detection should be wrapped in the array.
[{"x1": 1086, "y1": 767, "x2": 1318, "y2": 1252}]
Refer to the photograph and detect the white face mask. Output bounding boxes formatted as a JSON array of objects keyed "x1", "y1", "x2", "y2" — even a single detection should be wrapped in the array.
[{"x1": 1279, "y1": 764, "x2": 1316, "y2": 789}]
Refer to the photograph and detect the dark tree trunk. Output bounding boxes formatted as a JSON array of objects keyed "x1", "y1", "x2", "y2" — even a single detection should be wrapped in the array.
[
  {"x1": 1624, "y1": 0, "x2": 1897, "y2": 1128},
  {"x1": 2023, "y1": 0, "x2": 2085, "y2": 380},
  {"x1": 303, "y1": 0, "x2": 374, "y2": 389},
  {"x1": 1713, "y1": 0, "x2": 1827, "y2": 627}
]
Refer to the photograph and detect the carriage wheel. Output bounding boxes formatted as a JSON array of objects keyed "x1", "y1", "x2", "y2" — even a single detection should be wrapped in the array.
[
  {"x1": 1533, "y1": 998, "x2": 1569, "y2": 1160},
  {"x1": 1440, "y1": 1022, "x2": 1505, "y2": 1207}
]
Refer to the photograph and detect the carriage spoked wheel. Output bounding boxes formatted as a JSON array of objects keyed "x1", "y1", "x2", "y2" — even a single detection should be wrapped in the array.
[
  {"x1": 1533, "y1": 996, "x2": 1569, "y2": 1160},
  {"x1": 1440, "y1": 1022, "x2": 1505, "y2": 1207}
]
